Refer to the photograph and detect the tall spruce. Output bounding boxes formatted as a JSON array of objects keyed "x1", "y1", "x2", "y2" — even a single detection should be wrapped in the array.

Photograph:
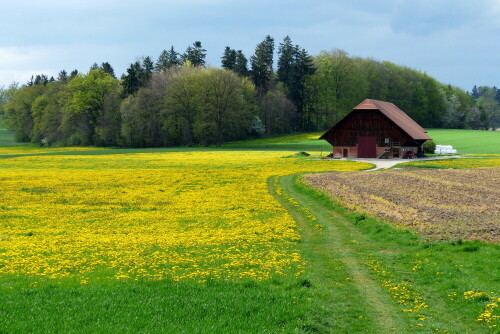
[
  {"x1": 234, "y1": 50, "x2": 249, "y2": 77},
  {"x1": 277, "y1": 36, "x2": 295, "y2": 85},
  {"x1": 142, "y1": 56, "x2": 154, "y2": 75},
  {"x1": 250, "y1": 35, "x2": 274, "y2": 96},
  {"x1": 101, "y1": 62, "x2": 116, "y2": 78},
  {"x1": 221, "y1": 46, "x2": 237, "y2": 70},
  {"x1": 182, "y1": 41, "x2": 207, "y2": 67},
  {"x1": 471, "y1": 85, "x2": 479, "y2": 99},
  {"x1": 57, "y1": 70, "x2": 68, "y2": 83},
  {"x1": 121, "y1": 61, "x2": 143, "y2": 96},
  {"x1": 277, "y1": 36, "x2": 315, "y2": 129},
  {"x1": 156, "y1": 46, "x2": 180, "y2": 71}
]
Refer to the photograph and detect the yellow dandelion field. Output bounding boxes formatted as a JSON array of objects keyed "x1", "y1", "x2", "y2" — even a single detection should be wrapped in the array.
[{"x1": 0, "y1": 150, "x2": 370, "y2": 283}]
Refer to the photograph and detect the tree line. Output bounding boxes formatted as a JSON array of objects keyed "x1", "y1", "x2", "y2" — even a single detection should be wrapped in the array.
[{"x1": 0, "y1": 36, "x2": 496, "y2": 148}]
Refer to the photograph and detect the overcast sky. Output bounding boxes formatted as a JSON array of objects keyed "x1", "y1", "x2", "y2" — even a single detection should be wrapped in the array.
[{"x1": 1, "y1": 0, "x2": 499, "y2": 90}]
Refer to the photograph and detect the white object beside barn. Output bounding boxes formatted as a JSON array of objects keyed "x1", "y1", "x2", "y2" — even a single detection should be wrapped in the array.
[{"x1": 434, "y1": 145, "x2": 457, "y2": 154}]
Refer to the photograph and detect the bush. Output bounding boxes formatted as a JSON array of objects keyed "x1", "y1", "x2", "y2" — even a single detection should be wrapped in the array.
[{"x1": 423, "y1": 140, "x2": 436, "y2": 154}]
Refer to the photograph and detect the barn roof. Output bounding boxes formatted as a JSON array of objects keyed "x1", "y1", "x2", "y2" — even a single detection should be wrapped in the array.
[{"x1": 320, "y1": 99, "x2": 432, "y2": 141}]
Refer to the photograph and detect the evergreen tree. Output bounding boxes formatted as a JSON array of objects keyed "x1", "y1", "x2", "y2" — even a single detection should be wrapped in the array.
[
  {"x1": 89, "y1": 62, "x2": 99, "y2": 71},
  {"x1": 277, "y1": 36, "x2": 294, "y2": 85},
  {"x1": 156, "y1": 49, "x2": 169, "y2": 72},
  {"x1": 250, "y1": 35, "x2": 274, "y2": 96},
  {"x1": 221, "y1": 46, "x2": 237, "y2": 70},
  {"x1": 234, "y1": 50, "x2": 249, "y2": 77},
  {"x1": 101, "y1": 62, "x2": 116, "y2": 78},
  {"x1": 167, "y1": 46, "x2": 181, "y2": 68},
  {"x1": 122, "y1": 58, "x2": 154, "y2": 97},
  {"x1": 182, "y1": 41, "x2": 207, "y2": 67},
  {"x1": 70, "y1": 70, "x2": 79, "y2": 79},
  {"x1": 471, "y1": 85, "x2": 479, "y2": 99},
  {"x1": 142, "y1": 57, "x2": 154, "y2": 86},
  {"x1": 277, "y1": 36, "x2": 315, "y2": 129},
  {"x1": 34, "y1": 74, "x2": 49, "y2": 86},
  {"x1": 121, "y1": 61, "x2": 143, "y2": 96},
  {"x1": 58, "y1": 70, "x2": 68, "y2": 83},
  {"x1": 143, "y1": 56, "x2": 154, "y2": 74},
  {"x1": 155, "y1": 46, "x2": 180, "y2": 71}
]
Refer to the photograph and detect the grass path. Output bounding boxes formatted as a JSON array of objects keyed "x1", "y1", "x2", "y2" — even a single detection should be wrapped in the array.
[{"x1": 270, "y1": 174, "x2": 408, "y2": 333}]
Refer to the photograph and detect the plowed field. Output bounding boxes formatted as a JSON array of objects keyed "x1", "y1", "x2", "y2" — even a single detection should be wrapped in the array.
[{"x1": 305, "y1": 167, "x2": 500, "y2": 243}]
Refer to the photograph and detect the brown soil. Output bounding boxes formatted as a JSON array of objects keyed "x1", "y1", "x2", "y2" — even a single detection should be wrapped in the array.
[{"x1": 305, "y1": 167, "x2": 500, "y2": 243}]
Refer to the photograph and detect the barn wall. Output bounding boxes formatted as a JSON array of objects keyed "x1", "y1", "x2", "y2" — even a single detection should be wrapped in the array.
[
  {"x1": 324, "y1": 109, "x2": 415, "y2": 148},
  {"x1": 333, "y1": 145, "x2": 420, "y2": 159}
]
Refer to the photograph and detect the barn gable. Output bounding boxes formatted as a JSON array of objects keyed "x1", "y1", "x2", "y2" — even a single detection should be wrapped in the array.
[{"x1": 320, "y1": 99, "x2": 431, "y2": 158}]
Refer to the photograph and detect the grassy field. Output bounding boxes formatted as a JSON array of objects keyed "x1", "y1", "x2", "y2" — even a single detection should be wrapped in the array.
[
  {"x1": 1, "y1": 125, "x2": 499, "y2": 332},
  {"x1": 224, "y1": 132, "x2": 332, "y2": 152},
  {"x1": 426, "y1": 128, "x2": 500, "y2": 154},
  {"x1": 0, "y1": 147, "x2": 373, "y2": 332},
  {"x1": 0, "y1": 115, "x2": 15, "y2": 145}
]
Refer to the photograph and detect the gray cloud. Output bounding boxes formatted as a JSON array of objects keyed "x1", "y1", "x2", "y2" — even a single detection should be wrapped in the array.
[{"x1": 1, "y1": 0, "x2": 499, "y2": 89}]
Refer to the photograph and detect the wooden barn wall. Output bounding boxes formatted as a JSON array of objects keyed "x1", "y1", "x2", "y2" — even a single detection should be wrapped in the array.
[{"x1": 324, "y1": 110, "x2": 414, "y2": 147}]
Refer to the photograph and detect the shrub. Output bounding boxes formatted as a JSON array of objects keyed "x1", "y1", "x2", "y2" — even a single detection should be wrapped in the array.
[{"x1": 423, "y1": 140, "x2": 436, "y2": 154}]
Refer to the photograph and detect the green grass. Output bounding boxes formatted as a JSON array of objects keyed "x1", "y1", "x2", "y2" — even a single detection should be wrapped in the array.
[
  {"x1": 426, "y1": 129, "x2": 500, "y2": 154},
  {"x1": 395, "y1": 156, "x2": 500, "y2": 169},
  {"x1": 0, "y1": 115, "x2": 15, "y2": 145},
  {"x1": 223, "y1": 132, "x2": 331, "y2": 153},
  {"x1": 0, "y1": 279, "x2": 316, "y2": 333}
]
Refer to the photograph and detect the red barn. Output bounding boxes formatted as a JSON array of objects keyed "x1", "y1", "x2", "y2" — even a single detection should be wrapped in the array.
[{"x1": 320, "y1": 99, "x2": 431, "y2": 158}]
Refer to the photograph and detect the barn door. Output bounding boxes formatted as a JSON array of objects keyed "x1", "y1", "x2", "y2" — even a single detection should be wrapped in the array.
[{"x1": 358, "y1": 137, "x2": 377, "y2": 158}]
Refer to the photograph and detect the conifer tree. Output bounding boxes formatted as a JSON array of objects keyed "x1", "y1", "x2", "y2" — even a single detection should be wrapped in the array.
[
  {"x1": 250, "y1": 35, "x2": 274, "y2": 96},
  {"x1": 277, "y1": 36, "x2": 315, "y2": 129},
  {"x1": 58, "y1": 70, "x2": 68, "y2": 83},
  {"x1": 221, "y1": 46, "x2": 237, "y2": 70},
  {"x1": 182, "y1": 41, "x2": 207, "y2": 67},
  {"x1": 156, "y1": 46, "x2": 181, "y2": 71},
  {"x1": 234, "y1": 50, "x2": 249, "y2": 77},
  {"x1": 101, "y1": 62, "x2": 116, "y2": 78}
]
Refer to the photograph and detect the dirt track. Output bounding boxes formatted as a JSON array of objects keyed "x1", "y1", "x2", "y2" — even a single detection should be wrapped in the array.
[{"x1": 305, "y1": 167, "x2": 500, "y2": 243}]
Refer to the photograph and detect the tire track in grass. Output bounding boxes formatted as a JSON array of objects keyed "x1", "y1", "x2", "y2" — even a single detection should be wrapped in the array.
[{"x1": 271, "y1": 174, "x2": 406, "y2": 333}]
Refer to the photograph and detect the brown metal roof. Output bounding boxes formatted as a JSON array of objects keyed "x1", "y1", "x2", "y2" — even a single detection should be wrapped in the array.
[{"x1": 319, "y1": 99, "x2": 431, "y2": 140}]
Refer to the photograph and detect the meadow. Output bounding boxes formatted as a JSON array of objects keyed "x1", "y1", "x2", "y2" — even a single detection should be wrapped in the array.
[
  {"x1": 0, "y1": 121, "x2": 499, "y2": 332},
  {"x1": 426, "y1": 128, "x2": 500, "y2": 154}
]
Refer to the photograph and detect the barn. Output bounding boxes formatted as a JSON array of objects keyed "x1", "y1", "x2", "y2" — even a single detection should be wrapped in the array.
[{"x1": 319, "y1": 99, "x2": 432, "y2": 159}]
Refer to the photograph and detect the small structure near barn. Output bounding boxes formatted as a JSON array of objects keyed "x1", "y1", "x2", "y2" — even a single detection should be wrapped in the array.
[{"x1": 320, "y1": 99, "x2": 432, "y2": 158}]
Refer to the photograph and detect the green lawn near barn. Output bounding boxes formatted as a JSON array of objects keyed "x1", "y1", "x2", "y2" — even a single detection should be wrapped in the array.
[{"x1": 426, "y1": 129, "x2": 500, "y2": 154}]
